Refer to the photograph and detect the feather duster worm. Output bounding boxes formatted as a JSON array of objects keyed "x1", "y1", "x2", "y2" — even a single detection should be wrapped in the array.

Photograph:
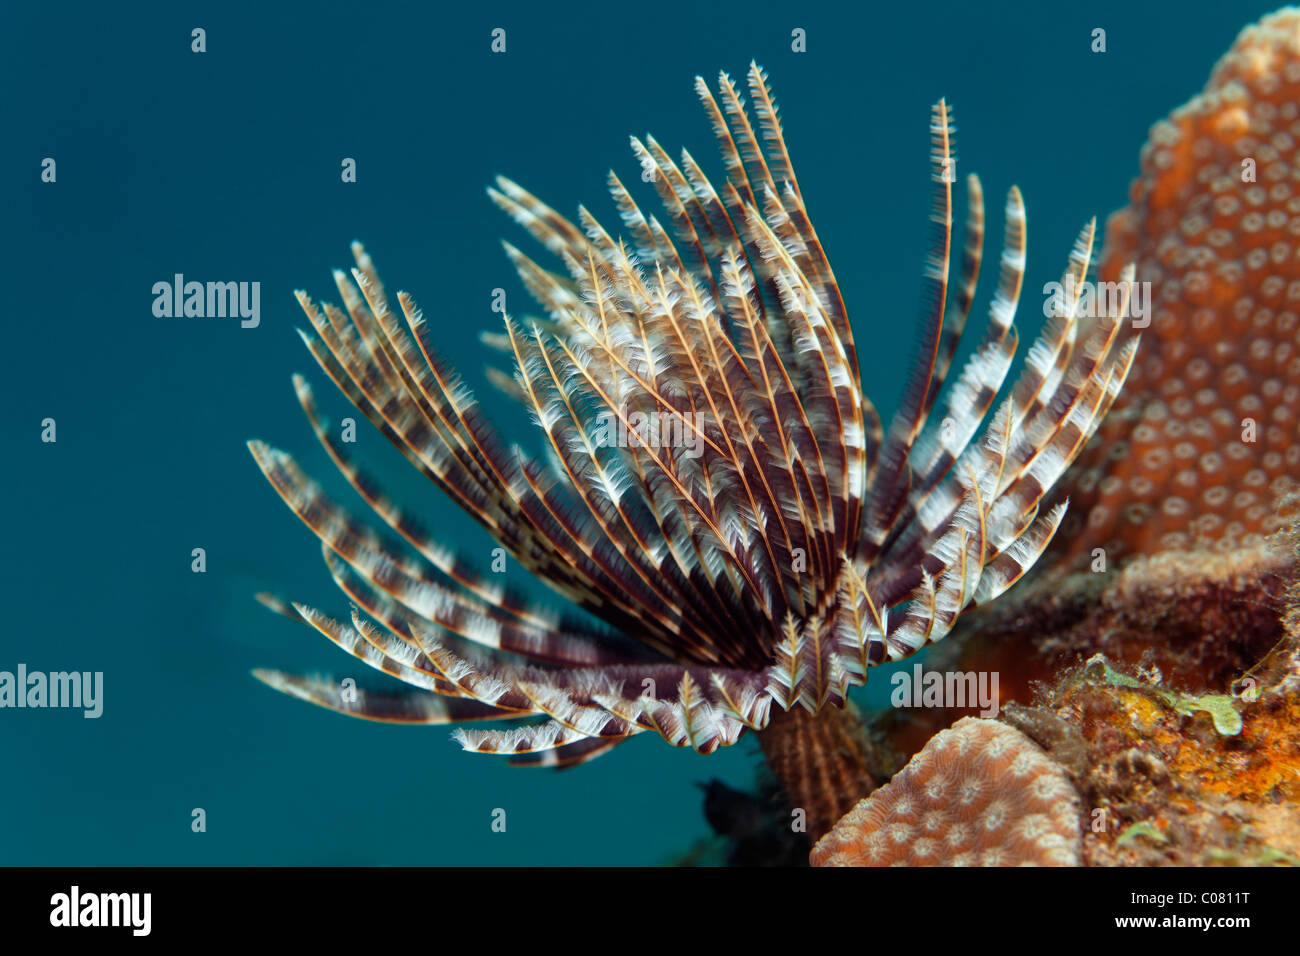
[{"x1": 249, "y1": 65, "x2": 1137, "y2": 837}]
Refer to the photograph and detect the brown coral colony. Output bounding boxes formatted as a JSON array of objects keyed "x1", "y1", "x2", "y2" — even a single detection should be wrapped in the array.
[
  {"x1": 1065, "y1": 9, "x2": 1300, "y2": 566},
  {"x1": 811, "y1": 718, "x2": 1082, "y2": 866}
]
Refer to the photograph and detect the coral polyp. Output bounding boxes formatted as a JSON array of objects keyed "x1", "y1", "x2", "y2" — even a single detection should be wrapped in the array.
[
  {"x1": 1061, "y1": 7, "x2": 1300, "y2": 566},
  {"x1": 811, "y1": 717, "x2": 1082, "y2": 867},
  {"x1": 249, "y1": 64, "x2": 1135, "y2": 837}
]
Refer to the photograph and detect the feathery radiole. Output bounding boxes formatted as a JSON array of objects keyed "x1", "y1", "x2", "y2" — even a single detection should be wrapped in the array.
[{"x1": 248, "y1": 64, "x2": 1138, "y2": 836}]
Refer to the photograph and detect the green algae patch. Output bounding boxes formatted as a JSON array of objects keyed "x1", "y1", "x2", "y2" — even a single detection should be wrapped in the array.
[
  {"x1": 1116, "y1": 821, "x2": 1168, "y2": 848},
  {"x1": 1082, "y1": 654, "x2": 1243, "y2": 736}
]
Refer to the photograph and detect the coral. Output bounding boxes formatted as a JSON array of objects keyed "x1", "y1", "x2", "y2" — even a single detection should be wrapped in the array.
[
  {"x1": 1057, "y1": 7, "x2": 1300, "y2": 567},
  {"x1": 810, "y1": 717, "x2": 1082, "y2": 866},
  {"x1": 954, "y1": 536, "x2": 1290, "y2": 703},
  {"x1": 829, "y1": 532, "x2": 1290, "y2": 790}
]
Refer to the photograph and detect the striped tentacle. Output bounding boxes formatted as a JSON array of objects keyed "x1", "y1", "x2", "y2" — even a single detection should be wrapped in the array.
[
  {"x1": 904, "y1": 183, "x2": 1021, "y2": 519},
  {"x1": 596, "y1": 227, "x2": 797, "y2": 645},
  {"x1": 694, "y1": 79, "x2": 794, "y2": 360},
  {"x1": 318, "y1": 544, "x2": 640, "y2": 672},
  {"x1": 639, "y1": 672, "x2": 749, "y2": 753},
  {"x1": 507, "y1": 737, "x2": 626, "y2": 769},
  {"x1": 714, "y1": 246, "x2": 811, "y2": 598},
  {"x1": 863, "y1": 184, "x2": 1029, "y2": 601},
  {"x1": 532, "y1": 279, "x2": 781, "y2": 649},
  {"x1": 452, "y1": 660, "x2": 770, "y2": 756},
  {"x1": 289, "y1": 371, "x2": 621, "y2": 649},
  {"x1": 831, "y1": 559, "x2": 890, "y2": 678},
  {"x1": 269, "y1": 600, "x2": 482, "y2": 702},
  {"x1": 645, "y1": 272, "x2": 793, "y2": 645},
  {"x1": 975, "y1": 283, "x2": 1141, "y2": 598},
  {"x1": 762, "y1": 612, "x2": 848, "y2": 714},
  {"x1": 292, "y1": 295, "x2": 504, "y2": 540},
  {"x1": 744, "y1": 62, "x2": 876, "y2": 514},
  {"x1": 722, "y1": 205, "x2": 839, "y2": 575},
  {"x1": 248, "y1": 441, "x2": 636, "y2": 668},
  {"x1": 251, "y1": 670, "x2": 509, "y2": 724},
  {"x1": 928, "y1": 173, "x2": 987, "y2": 414},
  {"x1": 631, "y1": 136, "x2": 726, "y2": 301},
  {"x1": 858, "y1": 252, "x2": 1139, "y2": 661},
  {"x1": 676, "y1": 72, "x2": 869, "y2": 593},
  {"x1": 754, "y1": 187, "x2": 860, "y2": 558},
  {"x1": 534, "y1": 342, "x2": 752, "y2": 633},
  {"x1": 290, "y1": 252, "x2": 625, "y2": 617},
  {"x1": 506, "y1": 318, "x2": 728, "y2": 661},
  {"x1": 860, "y1": 100, "x2": 958, "y2": 564}
]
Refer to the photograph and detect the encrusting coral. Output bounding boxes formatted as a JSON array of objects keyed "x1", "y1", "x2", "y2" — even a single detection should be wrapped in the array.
[
  {"x1": 810, "y1": 717, "x2": 1082, "y2": 866},
  {"x1": 814, "y1": 583, "x2": 1300, "y2": 867},
  {"x1": 1061, "y1": 7, "x2": 1300, "y2": 566}
]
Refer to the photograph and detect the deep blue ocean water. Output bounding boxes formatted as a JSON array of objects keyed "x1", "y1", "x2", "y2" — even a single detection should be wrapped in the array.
[{"x1": 1, "y1": 0, "x2": 1284, "y2": 865}]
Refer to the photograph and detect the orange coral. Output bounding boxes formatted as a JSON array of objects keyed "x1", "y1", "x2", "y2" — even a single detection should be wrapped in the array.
[
  {"x1": 1059, "y1": 8, "x2": 1300, "y2": 567},
  {"x1": 810, "y1": 718, "x2": 1081, "y2": 866}
]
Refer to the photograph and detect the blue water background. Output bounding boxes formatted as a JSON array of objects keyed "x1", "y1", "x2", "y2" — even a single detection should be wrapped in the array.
[{"x1": 0, "y1": 0, "x2": 1280, "y2": 864}]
